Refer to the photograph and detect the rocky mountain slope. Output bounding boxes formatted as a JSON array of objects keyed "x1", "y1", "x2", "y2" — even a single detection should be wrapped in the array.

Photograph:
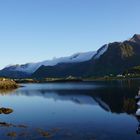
[{"x1": 33, "y1": 34, "x2": 140, "y2": 78}]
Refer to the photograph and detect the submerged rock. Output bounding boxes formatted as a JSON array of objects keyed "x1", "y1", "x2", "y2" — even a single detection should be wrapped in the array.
[
  {"x1": 37, "y1": 128, "x2": 53, "y2": 138},
  {"x1": 7, "y1": 132, "x2": 17, "y2": 137},
  {"x1": 0, "y1": 122, "x2": 12, "y2": 127},
  {"x1": 18, "y1": 124, "x2": 28, "y2": 128}
]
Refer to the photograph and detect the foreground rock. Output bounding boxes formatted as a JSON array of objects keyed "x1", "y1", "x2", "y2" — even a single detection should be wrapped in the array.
[
  {"x1": 0, "y1": 78, "x2": 18, "y2": 89},
  {"x1": 0, "y1": 108, "x2": 13, "y2": 114}
]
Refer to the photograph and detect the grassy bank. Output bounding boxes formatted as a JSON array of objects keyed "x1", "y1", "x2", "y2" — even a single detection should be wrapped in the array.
[
  {"x1": 0, "y1": 78, "x2": 18, "y2": 89},
  {"x1": 84, "y1": 75, "x2": 140, "y2": 81},
  {"x1": 15, "y1": 77, "x2": 83, "y2": 83},
  {"x1": 7, "y1": 73, "x2": 140, "y2": 84},
  {"x1": 14, "y1": 76, "x2": 140, "y2": 83}
]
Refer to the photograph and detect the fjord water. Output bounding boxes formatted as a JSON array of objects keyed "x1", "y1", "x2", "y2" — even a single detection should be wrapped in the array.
[{"x1": 0, "y1": 81, "x2": 140, "y2": 140}]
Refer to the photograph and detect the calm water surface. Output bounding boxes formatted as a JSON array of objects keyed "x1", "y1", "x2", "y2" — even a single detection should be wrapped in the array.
[{"x1": 0, "y1": 80, "x2": 140, "y2": 140}]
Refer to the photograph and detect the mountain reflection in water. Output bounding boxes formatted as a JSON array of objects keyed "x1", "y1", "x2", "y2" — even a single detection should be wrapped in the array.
[
  {"x1": 0, "y1": 80, "x2": 140, "y2": 140},
  {"x1": 12, "y1": 81, "x2": 138, "y2": 114},
  {"x1": 14, "y1": 87, "x2": 136, "y2": 114}
]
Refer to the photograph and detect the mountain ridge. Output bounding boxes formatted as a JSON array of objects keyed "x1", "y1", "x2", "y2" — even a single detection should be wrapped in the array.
[
  {"x1": 1, "y1": 51, "x2": 96, "y2": 74},
  {"x1": 33, "y1": 34, "x2": 140, "y2": 78},
  {"x1": 1, "y1": 34, "x2": 140, "y2": 78}
]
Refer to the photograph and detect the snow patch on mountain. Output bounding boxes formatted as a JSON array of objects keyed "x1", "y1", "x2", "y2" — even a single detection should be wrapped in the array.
[
  {"x1": 2, "y1": 51, "x2": 96, "y2": 74},
  {"x1": 2, "y1": 44, "x2": 110, "y2": 74},
  {"x1": 94, "y1": 44, "x2": 109, "y2": 59}
]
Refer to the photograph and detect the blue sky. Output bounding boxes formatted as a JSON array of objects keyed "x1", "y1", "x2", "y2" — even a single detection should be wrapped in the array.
[{"x1": 0, "y1": 0, "x2": 140, "y2": 68}]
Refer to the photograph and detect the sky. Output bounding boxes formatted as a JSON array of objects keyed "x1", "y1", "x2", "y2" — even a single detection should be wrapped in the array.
[{"x1": 0, "y1": 0, "x2": 140, "y2": 69}]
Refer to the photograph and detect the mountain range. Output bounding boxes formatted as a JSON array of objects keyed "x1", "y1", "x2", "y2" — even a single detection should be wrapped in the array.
[{"x1": 1, "y1": 34, "x2": 140, "y2": 78}]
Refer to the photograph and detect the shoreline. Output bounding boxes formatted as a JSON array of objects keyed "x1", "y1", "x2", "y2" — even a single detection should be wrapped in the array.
[{"x1": 13, "y1": 77, "x2": 140, "y2": 84}]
